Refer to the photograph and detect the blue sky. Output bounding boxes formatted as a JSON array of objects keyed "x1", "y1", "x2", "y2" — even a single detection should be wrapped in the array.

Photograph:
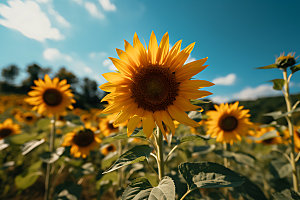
[{"x1": 0, "y1": 0, "x2": 300, "y2": 103}]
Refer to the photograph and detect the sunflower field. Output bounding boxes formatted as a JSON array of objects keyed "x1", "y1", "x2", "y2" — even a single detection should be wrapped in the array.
[{"x1": 1, "y1": 32, "x2": 300, "y2": 200}]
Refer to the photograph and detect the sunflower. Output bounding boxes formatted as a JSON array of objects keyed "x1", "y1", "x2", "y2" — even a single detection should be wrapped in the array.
[
  {"x1": 294, "y1": 126, "x2": 300, "y2": 152},
  {"x1": 251, "y1": 126, "x2": 283, "y2": 145},
  {"x1": 99, "y1": 32, "x2": 213, "y2": 139},
  {"x1": 101, "y1": 144, "x2": 117, "y2": 156},
  {"x1": 206, "y1": 102, "x2": 252, "y2": 144},
  {"x1": 0, "y1": 119, "x2": 21, "y2": 140},
  {"x1": 26, "y1": 74, "x2": 75, "y2": 117},
  {"x1": 62, "y1": 125, "x2": 101, "y2": 158},
  {"x1": 22, "y1": 112, "x2": 38, "y2": 125},
  {"x1": 99, "y1": 115, "x2": 120, "y2": 137},
  {"x1": 276, "y1": 52, "x2": 298, "y2": 69}
]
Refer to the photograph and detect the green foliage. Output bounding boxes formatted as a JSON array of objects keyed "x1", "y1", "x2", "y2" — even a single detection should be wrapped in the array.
[
  {"x1": 291, "y1": 64, "x2": 300, "y2": 74},
  {"x1": 273, "y1": 189, "x2": 300, "y2": 200},
  {"x1": 271, "y1": 79, "x2": 285, "y2": 90},
  {"x1": 214, "y1": 150, "x2": 256, "y2": 167},
  {"x1": 178, "y1": 162, "x2": 244, "y2": 190},
  {"x1": 122, "y1": 178, "x2": 152, "y2": 200},
  {"x1": 103, "y1": 145, "x2": 153, "y2": 174}
]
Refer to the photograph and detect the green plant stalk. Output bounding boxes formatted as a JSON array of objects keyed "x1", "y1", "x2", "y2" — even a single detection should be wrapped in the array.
[
  {"x1": 156, "y1": 126, "x2": 165, "y2": 181},
  {"x1": 282, "y1": 69, "x2": 299, "y2": 192},
  {"x1": 223, "y1": 142, "x2": 229, "y2": 168},
  {"x1": 44, "y1": 116, "x2": 56, "y2": 200}
]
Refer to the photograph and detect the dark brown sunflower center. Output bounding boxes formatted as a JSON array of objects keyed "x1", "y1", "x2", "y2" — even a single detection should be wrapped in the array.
[
  {"x1": 72, "y1": 129, "x2": 95, "y2": 147},
  {"x1": 263, "y1": 138, "x2": 275, "y2": 144},
  {"x1": 25, "y1": 116, "x2": 33, "y2": 121},
  {"x1": 43, "y1": 89, "x2": 63, "y2": 106},
  {"x1": 219, "y1": 116, "x2": 238, "y2": 132},
  {"x1": 107, "y1": 145, "x2": 114, "y2": 152},
  {"x1": 107, "y1": 122, "x2": 118, "y2": 131},
  {"x1": 131, "y1": 66, "x2": 179, "y2": 112},
  {"x1": 0, "y1": 128, "x2": 12, "y2": 138}
]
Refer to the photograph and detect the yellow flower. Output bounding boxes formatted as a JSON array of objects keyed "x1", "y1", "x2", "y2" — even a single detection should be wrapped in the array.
[
  {"x1": 26, "y1": 74, "x2": 75, "y2": 117},
  {"x1": 251, "y1": 126, "x2": 283, "y2": 145},
  {"x1": 294, "y1": 127, "x2": 300, "y2": 152},
  {"x1": 99, "y1": 115, "x2": 120, "y2": 137},
  {"x1": 206, "y1": 102, "x2": 252, "y2": 144},
  {"x1": 101, "y1": 144, "x2": 117, "y2": 156},
  {"x1": 100, "y1": 32, "x2": 213, "y2": 140},
  {"x1": 0, "y1": 119, "x2": 20, "y2": 140},
  {"x1": 62, "y1": 125, "x2": 101, "y2": 158},
  {"x1": 22, "y1": 112, "x2": 38, "y2": 125}
]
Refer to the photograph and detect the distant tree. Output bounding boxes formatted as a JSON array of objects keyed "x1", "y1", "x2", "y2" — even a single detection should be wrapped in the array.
[
  {"x1": 55, "y1": 67, "x2": 78, "y2": 92},
  {"x1": 77, "y1": 77, "x2": 101, "y2": 108},
  {"x1": 22, "y1": 63, "x2": 52, "y2": 91},
  {"x1": 1, "y1": 65, "x2": 19, "y2": 83}
]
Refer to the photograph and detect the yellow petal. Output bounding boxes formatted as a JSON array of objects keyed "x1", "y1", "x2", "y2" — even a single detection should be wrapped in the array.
[
  {"x1": 176, "y1": 58, "x2": 208, "y2": 82},
  {"x1": 168, "y1": 105, "x2": 199, "y2": 127},
  {"x1": 127, "y1": 116, "x2": 141, "y2": 136},
  {"x1": 156, "y1": 32, "x2": 169, "y2": 64},
  {"x1": 109, "y1": 57, "x2": 134, "y2": 76},
  {"x1": 148, "y1": 31, "x2": 158, "y2": 64},
  {"x1": 179, "y1": 90, "x2": 212, "y2": 99},
  {"x1": 142, "y1": 113, "x2": 155, "y2": 138},
  {"x1": 180, "y1": 80, "x2": 215, "y2": 90},
  {"x1": 170, "y1": 42, "x2": 195, "y2": 71}
]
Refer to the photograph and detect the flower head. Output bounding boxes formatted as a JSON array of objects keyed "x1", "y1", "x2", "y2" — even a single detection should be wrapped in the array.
[
  {"x1": 276, "y1": 52, "x2": 298, "y2": 69},
  {"x1": 99, "y1": 32, "x2": 213, "y2": 140},
  {"x1": 206, "y1": 102, "x2": 252, "y2": 144},
  {"x1": 0, "y1": 119, "x2": 20, "y2": 140},
  {"x1": 26, "y1": 74, "x2": 75, "y2": 117}
]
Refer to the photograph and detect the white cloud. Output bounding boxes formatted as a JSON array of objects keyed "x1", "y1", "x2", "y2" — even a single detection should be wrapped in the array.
[
  {"x1": 210, "y1": 84, "x2": 281, "y2": 103},
  {"x1": 89, "y1": 52, "x2": 107, "y2": 59},
  {"x1": 213, "y1": 73, "x2": 236, "y2": 86},
  {"x1": 84, "y1": 2, "x2": 105, "y2": 19},
  {"x1": 99, "y1": 0, "x2": 116, "y2": 11},
  {"x1": 233, "y1": 84, "x2": 281, "y2": 101},
  {"x1": 185, "y1": 55, "x2": 196, "y2": 64},
  {"x1": 47, "y1": 6, "x2": 70, "y2": 28},
  {"x1": 71, "y1": 0, "x2": 83, "y2": 5},
  {"x1": 103, "y1": 59, "x2": 116, "y2": 71},
  {"x1": 43, "y1": 48, "x2": 72, "y2": 62},
  {"x1": 83, "y1": 66, "x2": 93, "y2": 73},
  {"x1": 0, "y1": 0, "x2": 64, "y2": 42}
]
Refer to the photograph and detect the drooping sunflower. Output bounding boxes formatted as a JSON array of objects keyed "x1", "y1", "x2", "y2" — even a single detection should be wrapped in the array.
[
  {"x1": 0, "y1": 119, "x2": 21, "y2": 140},
  {"x1": 275, "y1": 52, "x2": 298, "y2": 69},
  {"x1": 101, "y1": 144, "x2": 117, "y2": 156},
  {"x1": 26, "y1": 74, "x2": 75, "y2": 117},
  {"x1": 206, "y1": 102, "x2": 252, "y2": 144},
  {"x1": 62, "y1": 125, "x2": 101, "y2": 158},
  {"x1": 99, "y1": 32, "x2": 213, "y2": 139}
]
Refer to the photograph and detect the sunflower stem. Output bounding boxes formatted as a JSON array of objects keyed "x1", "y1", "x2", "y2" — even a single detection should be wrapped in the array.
[
  {"x1": 282, "y1": 69, "x2": 299, "y2": 192},
  {"x1": 44, "y1": 116, "x2": 56, "y2": 200},
  {"x1": 156, "y1": 126, "x2": 165, "y2": 181},
  {"x1": 223, "y1": 142, "x2": 229, "y2": 168}
]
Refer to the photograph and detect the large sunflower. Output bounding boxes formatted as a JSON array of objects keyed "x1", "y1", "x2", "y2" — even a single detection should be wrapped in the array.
[
  {"x1": 26, "y1": 74, "x2": 75, "y2": 117},
  {"x1": 0, "y1": 119, "x2": 20, "y2": 140},
  {"x1": 62, "y1": 125, "x2": 101, "y2": 158},
  {"x1": 206, "y1": 102, "x2": 252, "y2": 144},
  {"x1": 99, "y1": 32, "x2": 213, "y2": 139}
]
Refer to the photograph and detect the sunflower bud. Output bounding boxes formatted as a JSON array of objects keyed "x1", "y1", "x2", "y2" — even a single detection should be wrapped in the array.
[{"x1": 275, "y1": 53, "x2": 297, "y2": 69}]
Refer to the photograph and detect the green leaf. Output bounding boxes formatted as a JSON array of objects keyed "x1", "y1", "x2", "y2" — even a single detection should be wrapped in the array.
[
  {"x1": 214, "y1": 150, "x2": 255, "y2": 167},
  {"x1": 256, "y1": 64, "x2": 278, "y2": 69},
  {"x1": 54, "y1": 182, "x2": 82, "y2": 200},
  {"x1": 148, "y1": 176, "x2": 175, "y2": 200},
  {"x1": 36, "y1": 118, "x2": 51, "y2": 130},
  {"x1": 193, "y1": 145, "x2": 216, "y2": 155},
  {"x1": 22, "y1": 139, "x2": 45, "y2": 155},
  {"x1": 0, "y1": 140, "x2": 9, "y2": 151},
  {"x1": 179, "y1": 135, "x2": 210, "y2": 144},
  {"x1": 191, "y1": 99, "x2": 211, "y2": 105},
  {"x1": 291, "y1": 64, "x2": 300, "y2": 74},
  {"x1": 270, "y1": 79, "x2": 285, "y2": 90},
  {"x1": 188, "y1": 111, "x2": 202, "y2": 122},
  {"x1": 40, "y1": 147, "x2": 65, "y2": 164},
  {"x1": 263, "y1": 111, "x2": 283, "y2": 119},
  {"x1": 178, "y1": 162, "x2": 244, "y2": 190},
  {"x1": 8, "y1": 133, "x2": 38, "y2": 145},
  {"x1": 122, "y1": 178, "x2": 152, "y2": 200},
  {"x1": 103, "y1": 145, "x2": 153, "y2": 174},
  {"x1": 102, "y1": 128, "x2": 146, "y2": 144},
  {"x1": 273, "y1": 189, "x2": 300, "y2": 200},
  {"x1": 232, "y1": 175, "x2": 267, "y2": 200},
  {"x1": 270, "y1": 159, "x2": 292, "y2": 179},
  {"x1": 15, "y1": 172, "x2": 42, "y2": 190}
]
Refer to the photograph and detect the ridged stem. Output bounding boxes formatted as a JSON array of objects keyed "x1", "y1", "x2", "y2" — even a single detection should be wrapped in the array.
[{"x1": 156, "y1": 126, "x2": 165, "y2": 181}]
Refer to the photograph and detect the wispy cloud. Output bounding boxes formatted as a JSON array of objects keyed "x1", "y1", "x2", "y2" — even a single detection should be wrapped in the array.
[
  {"x1": 89, "y1": 52, "x2": 107, "y2": 59},
  {"x1": 98, "y1": 0, "x2": 116, "y2": 11},
  {"x1": 84, "y1": 2, "x2": 105, "y2": 19},
  {"x1": 212, "y1": 73, "x2": 236, "y2": 86},
  {"x1": 0, "y1": 0, "x2": 64, "y2": 42},
  {"x1": 103, "y1": 59, "x2": 116, "y2": 71},
  {"x1": 210, "y1": 84, "x2": 281, "y2": 103},
  {"x1": 47, "y1": 6, "x2": 70, "y2": 28},
  {"x1": 43, "y1": 48, "x2": 72, "y2": 62}
]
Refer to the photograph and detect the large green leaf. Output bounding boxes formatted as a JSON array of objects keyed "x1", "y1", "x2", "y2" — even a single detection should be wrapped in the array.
[
  {"x1": 122, "y1": 178, "x2": 152, "y2": 200},
  {"x1": 22, "y1": 138, "x2": 45, "y2": 155},
  {"x1": 15, "y1": 171, "x2": 42, "y2": 190},
  {"x1": 40, "y1": 147, "x2": 65, "y2": 164},
  {"x1": 247, "y1": 129, "x2": 278, "y2": 141},
  {"x1": 178, "y1": 162, "x2": 244, "y2": 190},
  {"x1": 214, "y1": 150, "x2": 255, "y2": 167},
  {"x1": 256, "y1": 64, "x2": 278, "y2": 69},
  {"x1": 193, "y1": 145, "x2": 216, "y2": 155},
  {"x1": 8, "y1": 133, "x2": 38, "y2": 145},
  {"x1": 179, "y1": 135, "x2": 210, "y2": 144},
  {"x1": 103, "y1": 145, "x2": 153, "y2": 174},
  {"x1": 273, "y1": 189, "x2": 300, "y2": 200},
  {"x1": 102, "y1": 128, "x2": 146, "y2": 144},
  {"x1": 148, "y1": 176, "x2": 175, "y2": 200},
  {"x1": 232, "y1": 175, "x2": 267, "y2": 200},
  {"x1": 270, "y1": 79, "x2": 285, "y2": 90}
]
